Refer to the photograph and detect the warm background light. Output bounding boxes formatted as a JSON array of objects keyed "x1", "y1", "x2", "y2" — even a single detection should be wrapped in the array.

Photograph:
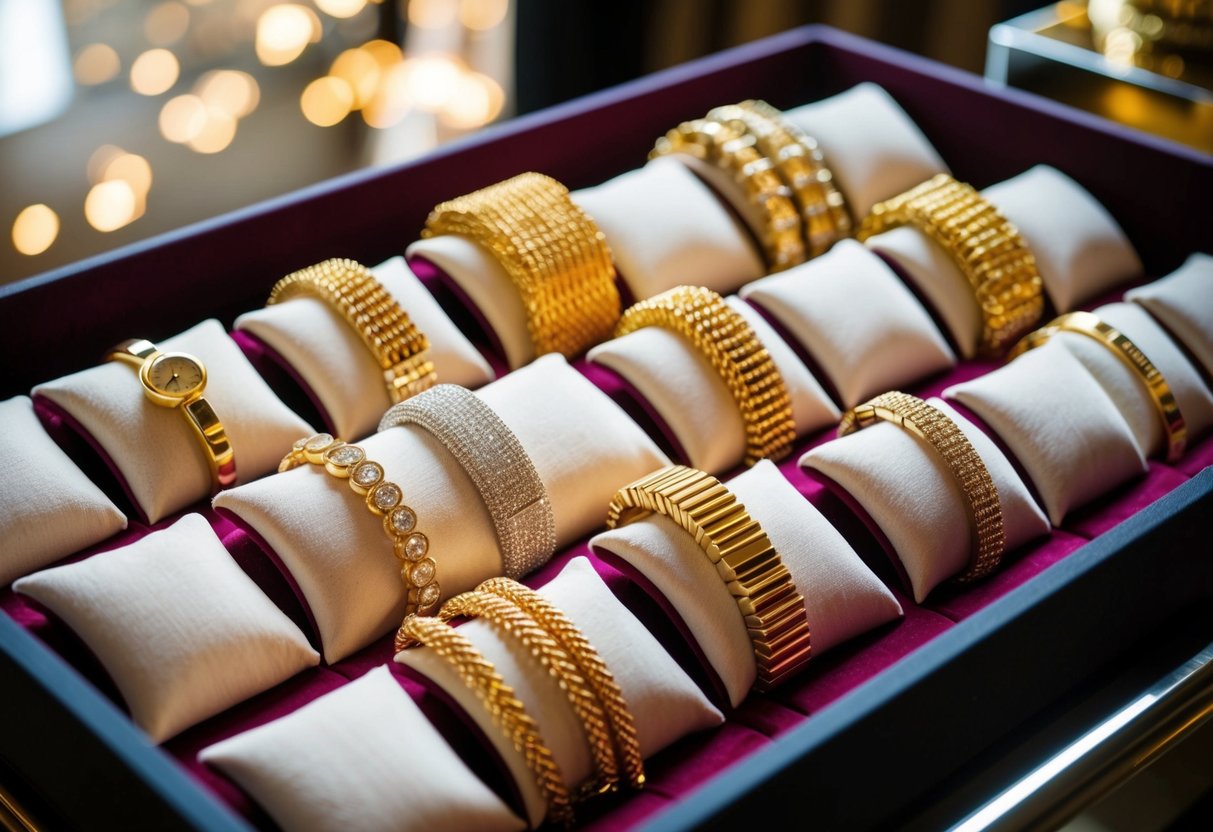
[
  {"x1": 130, "y1": 48, "x2": 180, "y2": 95},
  {"x1": 330, "y1": 48, "x2": 381, "y2": 109},
  {"x1": 441, "y1": 70, "x2": 503, "y2": 128},
  {"x1": 73, "y1": 43, "x2": 120, "y2": 86},
  {"x1": 362, "y1": 63, "x2": 412, "y2": 127},
  {"x1": 315, "y1": 0, "x2": 368, "y2": 19},
  {"x1": 401, "y1": 54, "x2": 462, "y2": 111},
  {"x1": 144, "y1": 1, "x2": 191, "y2": 46},
  {"x1": 256, "y1": 4, "x2": 322, "y2": 66},
  {"x1": 12, "y1": 205, "x2": 60, "y2": 256},
  {"x1": 87, "y1": 144, "x2": 127, "y2": 184},
  {"x1": 459, "y1": 0, "x2": 508, "y2": 31},
  {"x1": 159, "y1": 94, "x2": 208, "y2": 143},
  {"x1": 104, "y1": 153, "x2": 154, "y2": 202},
  {"x1": 84, "y1": 180, "x2": 139, "y2": 232},
  {"x1": 301, "y1": 76, "x2": 354, "y2": 126},
  {"x1": 196, "y1": 69, "x2": 260, "y2": 118},
  {"x1": 409, "y1": 0, "x2": 457, "y2": 29},
  {"x1": 186, "y1": 107, "x2": 238, "y2": 153}
]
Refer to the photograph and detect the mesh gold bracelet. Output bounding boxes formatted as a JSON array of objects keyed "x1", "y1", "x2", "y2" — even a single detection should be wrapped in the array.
[
  {"x1": 838, "y1": 391, "x2": 1006, "y2": 582},
  {"x1": 379, "y1": 384, "x2": 556, "y2": 580},
  {"x1": 1009, "y1": 310, "x2": 1187, "y2": 462},
  {"x1": 279, "y1": 433, "x2": 440, "y2": 614},
  {"x1": 400, "y1": 614, "x2": 573, "y2": 826},
  {"x1": 268, "y1": 258, "x2": 437, "y2": 403},
  {"x1": 856, "y1": 173, "x2": 1044, "y2": 356},
  {"x1": 606, "y1": 465, "x2": 812, "y2": 691},
  {"x1": 614, "y1": 285, "x2": 796, "y2": 465},
  {"x1": 421, "y1": 172, "x2": 621, "y2": 359}
]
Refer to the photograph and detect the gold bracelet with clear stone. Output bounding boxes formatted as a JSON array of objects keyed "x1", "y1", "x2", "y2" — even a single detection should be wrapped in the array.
[
  {"x1": 279, "y1": 433, "x2": 440, "y2": 614},
  {"x1": 268, "y1": 258, "x2": 437, "y2": 403}
]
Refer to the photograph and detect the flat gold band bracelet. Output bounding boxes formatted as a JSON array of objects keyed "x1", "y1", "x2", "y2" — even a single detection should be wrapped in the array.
[
  {"x1": 268, "y1": 258, "x2": 437, "y2": 403},
  {"x1": 421, "y1": 172, "x2": 621, "y2": 359},
  {"x1": 400, "y1": 614, "x2": 573, "y2": 826},
  {"x1": 279, "y1": 433, "x2": 440, "y2": 614},
  {"x1": 607, "y1": 465, "x2": 812, "y2": 691},
  {"x1": 857, "y1": 173, "x2": 1044, "y2": 356},
  {"x1": 838, "y1": 392, "x2": 1006, "y2": 582},
  {"x1": 1009, "y1": 310, "x2": 1187, "y2": 462},
  {"x1": 615, "y1": 285, "x2": 796, "y2": 465}
]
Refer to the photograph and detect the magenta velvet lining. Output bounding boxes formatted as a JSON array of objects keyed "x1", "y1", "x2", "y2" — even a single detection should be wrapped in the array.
[{"x1": 229, "y1": 329, "x2": 333, "y2": 436}]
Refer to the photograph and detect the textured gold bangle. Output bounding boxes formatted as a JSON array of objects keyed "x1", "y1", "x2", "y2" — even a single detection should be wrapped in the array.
[
  {"x1": 477, "y1": 576, "x2": 646, "y2": 790},
  {"x1": 606, "y1": 465, "x2": 812, "y2": 691},
  {"x1": 421, "y1": 172, "x2": 621, "y2": 359},
  {"x1": 268, "y1": 258, "x2": 437, "y2": 403},
  {"x1": 614, "y1": 285, "x2": 795, "y2": 465},
  {"x1": 838, "y1": 391, "x2": 1006, "y2": 582},
  {"x1": 856, "y1": 173, "x2": 1044, "y2": 356},
  {"x1": 399, "y1": 614, "x2": 573, "y2": 826},
  {"x1": 651, "y1": 118, "x2": 805, "y2": 272},
  {"x1": 707, "y1": 100, "x2": 851, "y2": 257},
  {"x1": 435, "y1": 590, "x2": 621, "y2": 798},
  {"x1": 279, "y1": 433, "x2": 440, "y2": 614},
  {"x1": 1009, "y1": 311, "x2": 1187, "y2": 462}
]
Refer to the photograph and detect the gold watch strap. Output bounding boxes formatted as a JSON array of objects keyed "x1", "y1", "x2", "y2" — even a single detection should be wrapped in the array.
[
  {"x1": 606, "y1": 465, "x2": 812, "y2": 691},
  {"x1": 106, "y1": 338, "x2": 157, "y2": 367},
  {"x1": 1009, "y1": 310, "x2": 1187, "y2": 462}
]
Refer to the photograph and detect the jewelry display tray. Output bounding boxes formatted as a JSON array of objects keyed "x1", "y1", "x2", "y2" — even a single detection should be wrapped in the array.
[{"x1": 2, "y1": 25, "x2": 1212, "y2": 830}]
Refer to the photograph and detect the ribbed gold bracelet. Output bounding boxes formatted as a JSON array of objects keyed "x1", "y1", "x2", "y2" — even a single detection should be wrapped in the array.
[
  {"x1": 1009, "y1": 310, "x2": 1187, "y2": 462},
  {"x1": 651, "y1": 118, "x2": 806, "y2": 272},
  {"x1": 707, "y1": 100, "x2": 851, "y2": 257},
  {"x1": 268, "y1": 258, "x2": 437, "y2": 403},
  {"x1": 399, "y1": 614, "x2": 573, "y2": 826},
  {"x1": 856, "y1": 173, "x2": 1044, "y2": 356},
  {"x1": 421, "y1": 172, "x2": 621, "y2": 359},
  {"x1": 614, "y1": 285, "x2": 796, "y2": 465},
  {"x1": 477, "y1": 576, "x2": 646, "y2": 790},
  {"x1": 606, "y1": 465, "x2": 812, "y2": 691},
  {"x1": 838, "y1": 391, "x2": 1006, "y2": 582},
  {"x1": 278, "y1": 433, "x2": 440, "y2": 614}
]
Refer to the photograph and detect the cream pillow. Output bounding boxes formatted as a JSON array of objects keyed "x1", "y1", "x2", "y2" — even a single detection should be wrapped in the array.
[{"x1": 1126, "y1": 253, "x2": 1213, "y2": 382}]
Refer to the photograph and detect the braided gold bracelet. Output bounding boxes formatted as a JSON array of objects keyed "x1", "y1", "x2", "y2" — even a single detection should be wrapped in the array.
[
  {"x1": 838, "y1": 391, "x2": 1006, "y2": 582},
  {"x1": 268, "y1": 258, "x2": 437, "y2": 403},
  {"x1": 652, "y1": 118, "x2": 805, "y2": 272},
  {"x1": 607, "y1": 465, "x2": 812, "y2": 691},
  {"x1": 400, "y1": 614, "x2": 573, "y2": 826},
  {"x1": 421, "y1": 172, "x2": 621, "y2": 359},
  {"x1": 279, "y1": 433, "x2": 440, "y2": 614},
  {"x1": 477, "y1": 576, "x2": 645, "y2": 789},
  {"x1": 707, "y1": 100, "x2": 851, "y2": 257},
  {"x1": 1009, "y1": 310, "x2": 1187, "y2": 462},
  {"x1": 857, "y1": 173, "x2": 1044, "y2": 356},
  {"x1": 614, "y1": 285, "x2": 795, "y2": 465}
]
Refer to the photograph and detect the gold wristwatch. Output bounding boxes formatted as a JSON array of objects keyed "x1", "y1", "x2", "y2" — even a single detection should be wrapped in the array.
[{"x1": 107, "y1": 338, "x2": 237, "y2": 492}]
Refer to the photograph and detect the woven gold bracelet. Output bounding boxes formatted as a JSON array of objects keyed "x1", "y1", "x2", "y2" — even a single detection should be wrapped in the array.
[
  {"x1": 856, "y1": 173, "x2": 1044, "y2": 356},
  {"x1": 614, "y1": 285, "x2": 796, "y2": 465},
  {"x1": 838, "y1": 391, "x2": 1006, "y2": 582},
  {"x1": 279, "y1": 433, "x2": 440, "y2": 614},
  {"x1": 707, "y1": 100, "x2": 851, "y2": 257},
  {"x1": 651, "y1": 118, "x2": 806, "y2": 272},
  {"x1": 1009, "y1": 310, "x2": 1187, "y2": 461},
  {"x1": 267, "y1": 258, "x2": 437, "y2": 403},
  {"x1": 399, "y1": 614, "x2": 573, "y2": 826},
  {"x1": 421, "y1": 172, "x2": 621, "y2": 359},
  {"x1": 607, "y1": 465, "x2": 812, "y2": 691}
]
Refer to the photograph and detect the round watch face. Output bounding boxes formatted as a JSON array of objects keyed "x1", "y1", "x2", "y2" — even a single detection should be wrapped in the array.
[{"x1": 146, "y1": 352, "x2": 205, "y2": 398}]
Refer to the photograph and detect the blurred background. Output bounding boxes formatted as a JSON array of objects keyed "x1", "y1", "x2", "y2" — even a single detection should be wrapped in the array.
[{"x1": 0, "y1": 0, "x2": 1193, "y2": 284}]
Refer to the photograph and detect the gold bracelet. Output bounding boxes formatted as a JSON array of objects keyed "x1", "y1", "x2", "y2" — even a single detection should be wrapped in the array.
[
  {"x1": 268, "y1": 258, "x2": 437, "y2": 403},
  {"x1": 279, "y1": 433, "x2": 440, "y2": 614},
  {"x1": 421, "y1": 172, "x2": 621, "y2": 359},
  {"x1": 707, "y1": 100, "x2": 851, "y2": 257},
  {"x1": 838, "y1": 391, "x2": 1006, "y2": 582},
  {"x1": 400, "y1": 614, "x2": 573, "y2": 826},
  {"x1": 477, "y1": 576, "x2": 645, "y2": 789},
  {"x1": 1008, "y1": 310, "x2": 1187, "y2": 462},
  {"x1": 856, "y1": 173, "x2": 1044, "y2": 356},
  {"x1": 436, "y1": 591, "x2": 621, "y2": 798},
  {"x1": 614, "y1": 285, "x2": 796, "y2": 465},
  {"x1": 651, "y1": 118, "x2": 806, "y2": 272},
  {"x1": 606, "y1": 465, "x2": 812, "y2": 691}
]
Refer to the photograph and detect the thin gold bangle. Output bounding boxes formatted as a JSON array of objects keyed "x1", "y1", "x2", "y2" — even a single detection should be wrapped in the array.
[
  {"x1": 614, "y1": 285, "x2": 796, "y2": 465},
  {"x1": 838, "y1": 391, "x2": 1006, "y2": 582},
  {"x1": 606, "y1": 465, "x2": 812, "y2": 691},
  {"x1": 399, "y1": 614, "x2": 574, "y2": 826},
  {"x1": 1009, "y1": 310, "x2": 1187, "y2": 461}
]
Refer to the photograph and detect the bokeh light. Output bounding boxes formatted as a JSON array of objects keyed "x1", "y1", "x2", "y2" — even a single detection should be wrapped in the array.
[
  {"x1": 459, "y1": 0, "x2": 508, "y2": 30},
  {"x1": 73, "y1": 43, "x2": 121, "y2": 86},
  {"x1": 315, "y1": 0, "x2": 368, "y2": 19},
  {"x1": 130, "y1": 48, "x2": 180, "y2": 95},
  {"x1": 301, "y1": 76, "x2": 355, "y2": 126},
  {"x1": 186, "y1": 108, "x2": 238, "y2": 153},
  {"x1": 400, "y1": 54, "x2": 462, "y2": 111},
  {"x1": 104, "y1": 153, "x2": 153, "y2": 201},
  {"x1": 144, "y1": 1, "x2": 191, "y2": 46},
  {"x1": 159, "y1": 94, "x2": 209, "y2": 143},
  {"x1": 256, "y1": 4, "x2": 322, "y2": 66},
  {"x1": 409, "y1": 0, "x2": 458, "y2": 28},
  {"x1": 362, "y1": 63, "x2": 412, "y2": 127},
  {"x1": 85, "y1": 180, "x2": 139, "y2": 232},
  {"x1": 330, "y1": 47, "x2": 381, "y2": 109},
  {"x1": 87, "y1": 144, "x2": 127, "y2": 184},
  {"x1": 196, "y1": 70, "x2": 261, "y2": 118},
  {"x1": 441, "y1": 70, "x2": 504, "y2": 128},
  {"x1": 12, "y1": 205, "x2": 60, "y2": 256}
]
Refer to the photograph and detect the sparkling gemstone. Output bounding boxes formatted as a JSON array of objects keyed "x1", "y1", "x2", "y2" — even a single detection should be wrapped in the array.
[
  {"x1": 292, "y1": 436, "x2": 309, "y2": 450},
  {"x1": 325, "y1": 444, "x2": 364, "y2": 467},
  {"x1": 410, "y1": 559, "x2": 436, "y2": 586},
  {"x1": 305, "y1": 433, "x2": 334, "y2": 452},
  {"x1": 389, "y1": 507, "x2": 416, "y2": 534},
  {"x1": 418, "y1": 582, "x2": 441, "y2": 608},
  {"x1": 372, "y1": 482, "x2": 402, "y2": 510},
  {"x1": 352, "y1": 462, "x2": 383, "y2": 487},
  {"x1": 403, "y1": 533, "x2": 428, "y2": 561}
]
